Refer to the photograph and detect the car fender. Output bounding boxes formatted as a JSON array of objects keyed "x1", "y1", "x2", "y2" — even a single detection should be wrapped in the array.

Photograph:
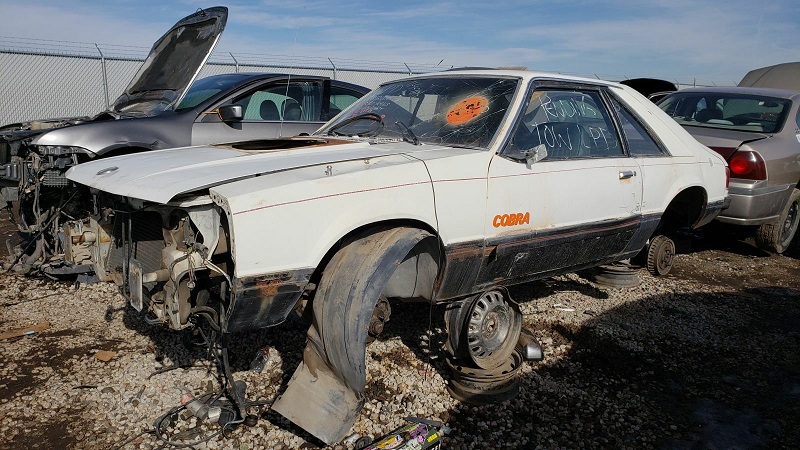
[
  {"x1": 209, "y1": 153, "x2": 438, "y2": 279},
  {"x1": 31, "y1": 114, "x2": 191, "y2": 156}
]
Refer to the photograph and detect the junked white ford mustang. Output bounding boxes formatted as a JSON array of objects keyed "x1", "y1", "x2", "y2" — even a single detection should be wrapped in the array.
[{"x1": 65, "y1": 69, "x2": 729, "y2": 444}]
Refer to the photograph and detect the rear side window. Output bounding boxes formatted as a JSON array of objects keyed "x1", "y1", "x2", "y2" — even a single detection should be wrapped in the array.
[{"x1": 609, "y1": 96, "x2": 667, "y2": 156}]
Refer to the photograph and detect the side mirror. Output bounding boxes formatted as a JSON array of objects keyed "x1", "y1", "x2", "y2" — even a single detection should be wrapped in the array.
[
  {"x1": 523, "y1": 144, "x2": 548, "y2": 168},
  {"x1": 218, "y1": 105, "x2": 243, "y2": 122}
]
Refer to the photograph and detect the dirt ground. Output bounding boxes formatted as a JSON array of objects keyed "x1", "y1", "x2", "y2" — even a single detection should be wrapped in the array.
[{"x1": 1, "y1": 215, "x2": 799, "y2": 449}]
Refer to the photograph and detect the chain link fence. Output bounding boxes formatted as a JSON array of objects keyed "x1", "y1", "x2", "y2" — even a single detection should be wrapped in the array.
[
  {"x1": 0, "y1": 36, "x2": 736, "y2": 125},
  {"x1": 0, "y1": 37, "x2": 448, "y2": 125}
]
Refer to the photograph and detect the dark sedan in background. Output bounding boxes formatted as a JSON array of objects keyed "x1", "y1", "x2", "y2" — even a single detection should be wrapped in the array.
[
  {"x1": 657, "y1": 86, "x2": 800, "y2": 253},
  {"x1": 0, "y1": 6, "x2": 369, "y2": 275}
]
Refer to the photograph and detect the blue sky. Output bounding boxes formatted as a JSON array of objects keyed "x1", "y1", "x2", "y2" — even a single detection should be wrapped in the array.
[{"x1": 3, "y1": 0, "x2": 799, "y2": 85}]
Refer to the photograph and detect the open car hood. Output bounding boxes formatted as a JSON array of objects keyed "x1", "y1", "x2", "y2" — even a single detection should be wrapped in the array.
[
  {"x1": 739, "y1": 62, "x2": 800, "y2": 91},
  {"x1": 111, "y1": 7, "x2": 228, "y2": 115},
  {"x1": 65, "y1": 138, "x2": 419, "y2": 203}
]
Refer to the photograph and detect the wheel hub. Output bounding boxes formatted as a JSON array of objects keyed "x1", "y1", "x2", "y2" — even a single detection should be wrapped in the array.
[{"x1": 456, "y1": 289, "x2": 521, "y2": 369}]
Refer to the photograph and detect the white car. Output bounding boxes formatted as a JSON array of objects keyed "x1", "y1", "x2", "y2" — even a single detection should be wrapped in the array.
[{"x1": 65, "y1": 69, "x2": 729, "y2": 444}]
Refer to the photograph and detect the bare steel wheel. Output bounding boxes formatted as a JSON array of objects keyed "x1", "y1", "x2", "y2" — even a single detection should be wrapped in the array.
[
  {"x1": 646, "y1": 235, "x2": 675, "y2": 276},
  {"x1": 447, "y1": 288, "x2": 521, "y2": 370}
]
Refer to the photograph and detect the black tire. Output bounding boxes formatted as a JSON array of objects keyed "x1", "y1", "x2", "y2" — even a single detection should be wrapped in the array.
[
  {"x1": 314, "y1": 227, "x2": 434, "y2": 389},
  {"x1": 646, "y1": 235, "x2": 675, "y2": 276},
  {"x1": 446, "y1": 287, "x2": 522, "y2": 370},
  {"x1": 273, "y1": 227, "x2": 436, "y2": 444},
  {"x1": 755, "y1": 188, "x2": 800, "y2": 254}
]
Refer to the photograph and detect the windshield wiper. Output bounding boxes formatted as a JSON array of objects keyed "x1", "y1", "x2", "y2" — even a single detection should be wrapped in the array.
[
  {"x1": 394, "y1": 121, "x2": 420, "y2": 145},
  {"x1": 327, "y1": 112, "x2": 385, "y2": 136}
]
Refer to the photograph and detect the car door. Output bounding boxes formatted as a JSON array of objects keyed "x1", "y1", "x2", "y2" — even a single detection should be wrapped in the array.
[
  {"x1": 477, "y1": 84, "x2": 642, "y2": 286},
  {"x1": 191, "y1": 79, "x2": 327, "y2": 145}
]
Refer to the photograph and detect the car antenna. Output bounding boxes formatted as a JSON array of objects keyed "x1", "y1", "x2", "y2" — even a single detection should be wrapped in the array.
[{"x1": 279, "y1": 25, "x2": 301, "y2": 137}]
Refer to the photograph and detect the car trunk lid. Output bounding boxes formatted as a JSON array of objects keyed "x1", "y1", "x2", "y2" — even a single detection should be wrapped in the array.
[{"x1": 683, "y1": 126, "x2": 770, "y2": 159}]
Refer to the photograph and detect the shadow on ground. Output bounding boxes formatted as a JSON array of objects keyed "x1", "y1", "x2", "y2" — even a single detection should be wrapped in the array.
[{"x1": 442, "y1": 285, "x2": 800, "y2": 449}]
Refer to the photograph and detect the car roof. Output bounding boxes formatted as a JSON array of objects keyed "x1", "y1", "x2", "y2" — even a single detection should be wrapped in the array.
[
  {"x1": 198, "y1": 72, "x2": 370, "y2": 93},
  {"x1": 671, "y1": 85, "x2": 800, "y2": 100},
  {"x1": 393, "y1": 69, "x2": 625, "y2": 89}
]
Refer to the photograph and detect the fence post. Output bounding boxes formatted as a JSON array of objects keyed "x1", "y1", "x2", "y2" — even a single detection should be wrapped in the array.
[
  {"x1": 328, "y1": 58, "x2": 337, "y2": 80},
  {"x1": 94, "y1": 43, "x2": 110, "y2": 109},
  {"x1": 229, "y1": 52, "x2": 239, "y2": 73}
]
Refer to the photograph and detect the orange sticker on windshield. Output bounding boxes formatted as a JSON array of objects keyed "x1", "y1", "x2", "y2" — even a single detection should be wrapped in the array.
[{"x1": 446, "y1": 96, "x2": 489, "y2": 125}]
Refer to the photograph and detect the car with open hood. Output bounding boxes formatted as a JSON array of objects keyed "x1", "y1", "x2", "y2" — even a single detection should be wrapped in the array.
[
  {"x1": 65, "y1": 69, "x2": 729, "y2": 444},
  {"x1": 739, "y1": 61, "x2": 800, "y2": 91},
  {"x1": 657, "y1": 86, "x2": 800, "y2": 253},
  {"x1": 0, "y1": 6, "x2": 368, "y2": 275}
]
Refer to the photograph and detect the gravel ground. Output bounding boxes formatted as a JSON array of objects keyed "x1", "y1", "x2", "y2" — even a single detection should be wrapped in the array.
[{"x1": 0, "y1": 226, "x2": 798, "y2": 450}]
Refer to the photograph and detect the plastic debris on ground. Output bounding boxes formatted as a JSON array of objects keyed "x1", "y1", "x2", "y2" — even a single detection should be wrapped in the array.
[
  {"x1": 0, "y1": 321, "x2": 50, "y2": 340},
  {"x1": 356, "y1": 417, "x2": 450, "y2": 450}
]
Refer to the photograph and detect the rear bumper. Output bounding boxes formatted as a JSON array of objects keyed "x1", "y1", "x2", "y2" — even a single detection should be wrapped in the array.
[
  {"x1": 716, "y1": 182, "x2": 794, "y2": 226},
  {"x1": 695, "y1": 198, "x2": 729, "y2": 228}
]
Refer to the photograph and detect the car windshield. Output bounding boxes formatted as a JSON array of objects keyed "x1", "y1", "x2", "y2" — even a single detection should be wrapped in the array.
[
  {"x1": 657, "y1": 92, "x2": 791, "y2": 134},
  {"x1": 175, "y1": 74, "x2": 249, "y2": 111},
  {"x1": 318, "y1": 76, "x2": 519, "y2": 149}
]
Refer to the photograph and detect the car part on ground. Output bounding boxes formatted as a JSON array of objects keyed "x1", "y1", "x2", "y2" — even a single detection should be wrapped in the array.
[
  {"x1": 355, "y1": 417, "x2": 449, "y2": 450},
  {"x1": 646, "y1": 235, "x2": 676, "y2": 276},
  {"x1": 656, "y1": 86, "x2": 800, "y2": 253},
  {"x1": 445, "y1": 349, "x2": 523, "y2": 406},
  {"x1": 592, "y1": 261, "x2": 643, "y2": 287},
  {"x1": 64, "y1": 69, "x2": 729, "y2": 443}
]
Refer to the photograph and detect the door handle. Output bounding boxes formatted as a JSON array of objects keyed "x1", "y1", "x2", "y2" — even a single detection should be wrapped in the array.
[{"x1": 619, "y1": 170, "x2": 637, "y2": 179}]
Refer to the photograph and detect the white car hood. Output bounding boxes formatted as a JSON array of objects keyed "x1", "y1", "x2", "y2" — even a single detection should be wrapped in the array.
[{"x1": 66, "y1": 138, "x2": 426, "y2": 203}]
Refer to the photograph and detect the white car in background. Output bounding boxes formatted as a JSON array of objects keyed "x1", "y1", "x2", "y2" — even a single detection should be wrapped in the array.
[{"x1": 65, "y1": 69, "x2": 729, "y2": 444}]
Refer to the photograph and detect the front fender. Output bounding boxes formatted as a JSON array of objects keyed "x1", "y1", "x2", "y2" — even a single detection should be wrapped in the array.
[
  {"x1": 31, "y1": 114, "x2": 190, "y2": 155},
  {"x1": 210, "y1": 154, "x2": 438, "y2": 279}
]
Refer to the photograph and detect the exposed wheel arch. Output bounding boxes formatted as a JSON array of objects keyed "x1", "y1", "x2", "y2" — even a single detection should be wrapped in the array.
[
  {"x1": 658, "y1": 186, "x2": 708, "y2": 234},
  {"x1": 272, "y1": 225, "x2": 439, "y2": 444},
  {"x1": 306, "y1": 219, "x2": 443, "y2": 304}
]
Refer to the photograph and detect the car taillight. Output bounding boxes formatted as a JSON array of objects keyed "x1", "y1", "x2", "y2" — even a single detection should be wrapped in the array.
[
  {"x1": 725, "y1": 166, "x2": 730, "y2": 188},
  {"x1": 728, "y1": 150, "x2": 767, "y2": 180}
]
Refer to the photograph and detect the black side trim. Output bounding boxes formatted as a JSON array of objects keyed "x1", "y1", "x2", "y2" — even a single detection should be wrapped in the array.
[
  {"x1": 435, "y1": 216, "x2": 645, "y2": 301},
  {"x1": 226, "y1": 268, "x2": 314, "y2": 332},
  {"x1": 435, "y1": 240, "x2": 485, "y2": 300},
  {"x1": 478, "y1": 216, "x2": 640, "y2": 285}
]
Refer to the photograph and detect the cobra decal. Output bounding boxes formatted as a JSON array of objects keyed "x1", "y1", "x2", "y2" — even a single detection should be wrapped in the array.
[{"x1": 493, "y1": 212, "x2": 530, "y2": 227}]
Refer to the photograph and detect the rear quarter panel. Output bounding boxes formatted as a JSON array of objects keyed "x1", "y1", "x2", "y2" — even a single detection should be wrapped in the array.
[
  {"x1": 614, "y1": 87, "x2": 728, "y2": 214},
  {"x1": 756, "y1": 126, "x2": 800, "y2": 187}
]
